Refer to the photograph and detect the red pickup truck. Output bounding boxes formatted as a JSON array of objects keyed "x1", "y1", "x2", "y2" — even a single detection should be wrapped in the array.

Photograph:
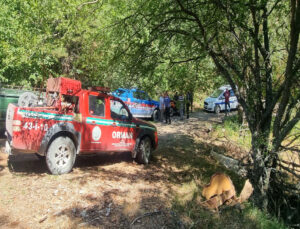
[{"x1": 5, "y1": 77, "x2": 158, "y2": 174}]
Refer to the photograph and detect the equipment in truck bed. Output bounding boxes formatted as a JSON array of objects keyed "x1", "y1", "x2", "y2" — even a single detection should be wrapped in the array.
[
  {"x1": 46, "y1": 77, "x2": 81, "y2": 109},
  {"x1": 46, "y1": 77, "x2": 82, "y2": 95}
]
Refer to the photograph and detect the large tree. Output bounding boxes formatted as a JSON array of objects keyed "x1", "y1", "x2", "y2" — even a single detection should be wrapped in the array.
[{"x1": 109, "y1": 0, "x2": 300, "y2": 224}]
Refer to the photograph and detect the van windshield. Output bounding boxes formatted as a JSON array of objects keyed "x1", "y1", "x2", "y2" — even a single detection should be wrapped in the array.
[{"x1": 210, "y1": 89, "x2": 223, "y2": 98}]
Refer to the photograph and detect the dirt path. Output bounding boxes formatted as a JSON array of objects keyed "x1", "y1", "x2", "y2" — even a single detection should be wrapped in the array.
[{"x1": 0, "y1": 111, "x2": 239, "y2": 229}]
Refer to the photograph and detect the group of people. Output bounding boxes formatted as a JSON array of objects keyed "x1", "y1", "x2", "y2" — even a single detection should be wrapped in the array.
[
  {"x1": 159, "y1": 92, "x2": 172, "y2": 124},
  {"x1": 159, "y1": 91, "x2": 193, "y2": 124}
]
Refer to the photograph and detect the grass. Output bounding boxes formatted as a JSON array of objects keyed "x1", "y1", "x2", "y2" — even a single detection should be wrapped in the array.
[
  {"x1": 154, "y1": 114, "x2": 291, "y2": 228},
  {"x1": 169, "y1": 180, "x2": 287, "y2": 229},
  {"x1": 171, "y1": 194, "x2": 288, "y2": 229},
  {"x1": 213, "y1": 115, "x2": 252, "y2": 149}
]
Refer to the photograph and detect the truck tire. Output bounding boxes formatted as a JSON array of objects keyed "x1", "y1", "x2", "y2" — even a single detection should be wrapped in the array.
[
  {"x1": 46, "y1": 136, "x2": 76, "y2": 175},
  {"x1": 136, "y1": 137, "x2": 152, "y2": 164},
  {"x1": 18, "y1": 92, "x2": 38, "y2": 107},
  {"x1": 214, "y1": 105, "x2": 221, "y2": 114},
  {"x1": 151, "y1": 109, "x2": 160, "y2": 122}
]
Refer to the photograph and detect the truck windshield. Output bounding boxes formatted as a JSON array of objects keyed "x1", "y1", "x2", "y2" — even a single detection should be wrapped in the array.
[{"x1": 210, "y1": 89, "x2": 223, "y2": 98}]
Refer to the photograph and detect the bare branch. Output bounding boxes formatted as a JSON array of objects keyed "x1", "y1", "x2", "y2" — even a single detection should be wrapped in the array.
[
  {"x1": 267, "y1": 0, "x2": 282, "y2": 16},
  {"x1": 279, "y1": 159, "x2": 300, "y2": 168},
  {"x1": 170, "y1": 56, "x2": 204, "y2": 65},
  {"x1": 279, "y1": 163, "x2": 300, "y2": 179},
  {"x1": 77, "y1": 0, "x2": 99, "y2": 10}
]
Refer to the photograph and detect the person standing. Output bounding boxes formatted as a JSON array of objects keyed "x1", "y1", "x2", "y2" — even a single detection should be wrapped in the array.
[
  {"x1": 164, "y1": 92, "x2": 171, "y2": 124},
  {"x1": 159, "y1": 92, "x2": 165, "y2": 122},
  {"x1": 178, "y1": 93, "x2": 184, "y2": 120},
  {"x1": 186, "y1": 91, "x2": 191, "y2": 119},
  {"x1": 223, "y1": 88, "x2": 230, "y2": 116},
  {"x1": 174, "y1": 92, "x2": 179, "y2": 102}
]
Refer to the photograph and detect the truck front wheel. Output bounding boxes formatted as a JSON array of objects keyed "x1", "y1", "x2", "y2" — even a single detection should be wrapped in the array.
[
  {"x1": 46, "y1": 136, "x2": 76, "y2": 175},
  {"x1": 136, "y1": 137, "x2": 152, "y2": 164}
]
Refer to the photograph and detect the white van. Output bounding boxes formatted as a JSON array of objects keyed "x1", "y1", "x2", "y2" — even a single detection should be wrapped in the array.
[{"x1": 204, "y1": 85, "x2": 238, "y2": 114}]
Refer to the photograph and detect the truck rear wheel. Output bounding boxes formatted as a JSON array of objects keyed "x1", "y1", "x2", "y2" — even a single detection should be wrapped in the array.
[
  {"x1": 46, "y1": 136, "x2": 76, "y2": 175},
  {"x1": 136, "y1": 137, "x2": 152, "y2": 164}
]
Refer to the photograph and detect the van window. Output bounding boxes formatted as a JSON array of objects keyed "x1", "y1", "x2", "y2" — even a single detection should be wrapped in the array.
[
  {"x1": 230, "y1": 90, "x2": 235, "y2": 97},
  {"x1": 210, "y1": 89, "x2": 223, "y2": 98}
]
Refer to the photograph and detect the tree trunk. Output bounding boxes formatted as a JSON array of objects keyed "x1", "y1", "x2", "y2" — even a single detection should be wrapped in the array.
[
  {"x1": 237, "y1": 105, "x2": 245, "y2": 125},
  {"x1": 248, "y1": 134, "x2": 272, "y2": 211}
]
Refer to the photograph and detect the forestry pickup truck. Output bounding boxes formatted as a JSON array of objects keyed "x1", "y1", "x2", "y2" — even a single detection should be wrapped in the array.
[{"x1": 5, "y1": 77, "x2": 158, "y2": 174}]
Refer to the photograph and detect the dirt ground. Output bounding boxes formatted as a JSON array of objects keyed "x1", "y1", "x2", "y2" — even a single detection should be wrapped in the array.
[{"x1": 0, "y1": 111, "x2": 242, "y2": 229}]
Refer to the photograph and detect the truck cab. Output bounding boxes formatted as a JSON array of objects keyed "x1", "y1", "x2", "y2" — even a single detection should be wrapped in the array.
[{"x1": 5, "y1": 77, "x2": 158, "y2": 174}]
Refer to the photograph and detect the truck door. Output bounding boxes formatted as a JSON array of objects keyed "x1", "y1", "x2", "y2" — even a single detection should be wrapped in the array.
[
  {"x1": 139, "y1": 91, "x2": 154, "y2": 117},
  {"x1": 82, "y1": 94, "x2": 109, "y2": 152},
  {"x1": 129, "y1": 91, "x2": 141, "y2": 117},
  {"x1": 107, "y1": 99, "x2": 137, "y2": 151}
]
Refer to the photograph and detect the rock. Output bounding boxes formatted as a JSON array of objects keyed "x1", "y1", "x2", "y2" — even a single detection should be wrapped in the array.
[
  {"x1": 105, "y1": 203, "x2": 112, "y2": 216},
  {"x1": 80, "y1": 210, "x2": 87, "y2": 218},
  {"x1": 39, "y1": 216, "x2": 47, "y2": 223},
  {"x1": 238, "y1": 180, "x2": 254, "y2": 203},
  {"x1": 72, "y1": 208, "x2": 77, "y2": 214},
  {"x1": 211, "y1": 151, "x2": 247, "y2": 177},
  {"x1": 78, "y1": 222, "x2": 88, "y2": 227}
]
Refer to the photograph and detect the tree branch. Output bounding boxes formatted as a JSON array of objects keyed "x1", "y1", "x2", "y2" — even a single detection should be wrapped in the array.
[
  {"x1": 278, "y1": 163, "x2": 300, "y2": 179},
  {"x1": 170, "y1": 56, "x2": 204, "y2": 65},
  {"x1": 273, "y1": 0, "x2": 300, "y2": 141},
  {"x1": 77, "y1": 0, "x2": 99, "y2": 10}
]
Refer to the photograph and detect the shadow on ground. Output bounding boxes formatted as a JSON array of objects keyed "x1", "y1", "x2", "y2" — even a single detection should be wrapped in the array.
[
  {"x1": 55, "y1": 192, "x2": 184, "y2": 228},
  {"x1": 5, "y1": 151, "x2": 135, "y2": 175}
]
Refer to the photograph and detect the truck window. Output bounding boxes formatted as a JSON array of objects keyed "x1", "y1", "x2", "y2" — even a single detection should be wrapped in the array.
[
  {"x1": 89, "y1": 95, "x2": 105, "y2": 117},
  {"x1": 139, "y1": 91, "x2": 150, "y2": 100},
  {"x1": 110, "y1": 99, "x2": 129, "y2": 120},
  {"x1": 133, "y1": 91, "x2": 140, "y2": 99},
  {"x1": 230, "y1": 90, "x2": 235, "y2": 97},
  {"x1": 116, "y1": 89, "x2": 126, "y2": 96},
  {"x1": 62, "y1": 95, "x2": 79, "y2": 113}
]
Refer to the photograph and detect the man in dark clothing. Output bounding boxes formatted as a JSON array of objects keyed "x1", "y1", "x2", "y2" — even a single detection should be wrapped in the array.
[
  {"x1": 186, "y1": 92, "x2": 192, "y2": 119},
  {"x1": 223, "y1": 89, "x2": 230, "y2": 116},
  {"x1": 164, "y1": 92, "x2": 171, "y2": 124},
  {"x1": 174, "y1": 92, "x2": 179, "y2": 102}
]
